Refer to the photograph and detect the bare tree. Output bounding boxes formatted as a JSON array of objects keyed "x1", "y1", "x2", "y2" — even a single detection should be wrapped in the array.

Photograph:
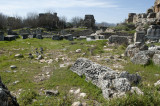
[
  {"x1": 0, "y1": 13, "x2": 7, "y2": 30},
  {"x1": 71, "y1": 16, "x2": 83, "y2": 28},
  {"x1": 23, "y1": 12, "x2": 38, "y2": 28},
  {"x1": 7, "y1": 16, "x2": 23, "y2": 29},
  {"x1": 59, "y1": 16, "x2": 67, "y2": 29}
]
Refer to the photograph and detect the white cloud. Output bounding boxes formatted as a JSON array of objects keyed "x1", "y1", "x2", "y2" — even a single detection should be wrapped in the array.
[{"x1": 0, "y1": 0, "x2": 118, "y2": 10}]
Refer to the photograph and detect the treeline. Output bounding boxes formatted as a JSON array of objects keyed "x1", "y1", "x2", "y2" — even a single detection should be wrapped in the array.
[
  {"x1": 0, "y1": 12, "x2": 115, "y2": 31},
  {"x1": 0, "y1": 12, "x2": 87, "y2": 31}
]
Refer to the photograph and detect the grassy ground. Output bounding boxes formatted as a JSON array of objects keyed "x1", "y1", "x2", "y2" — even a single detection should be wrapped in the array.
[{"x1": 1, "y1": 38, "x2": 160, "y2": 105}]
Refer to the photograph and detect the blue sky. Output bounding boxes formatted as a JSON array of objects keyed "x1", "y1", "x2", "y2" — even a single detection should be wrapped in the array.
[{"x1": 0, "y1": 0, "x2": 155, "y2": 23}]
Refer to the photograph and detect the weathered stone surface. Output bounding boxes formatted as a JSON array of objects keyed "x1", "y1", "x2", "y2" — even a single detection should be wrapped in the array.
[
  {"x1": 125, "y1": 44, "x2": 139, "y2": 57},
  {"x1": 153, "y1": 54, "x2": 160, "y2": 65},
  {"x1": 112, "y1": 78, "x2": 131, "y2": 92},
  {"x1": 154, "y1": 0, "x2": 160, "y2": 13},
  {"x1": 119, "y1": 71, "x2": 141, "y2": 84},
  {"x1": 0, "y1": 76, "x2": 19, "y2": 106},
  {"x1": 127, "y1": 13, "x2": 136, "y2": 23},
  {"x1": 147, "y1": 12, "x2": 156, "y2": 18},
  {"x1": 134, "y1": 31, "x2": 146, "y2": 43},
  {"x1": 109, "y1": 35, "x2": 128, "y2": 45},
  {"x1": 139, "y1": 44, "x2": 148, "y2": 51},
  {"x1": 146, "y1": 25, "x2": 160, "y2": 40},
  {"x1": 70, "y1": 58, "x2": 141, "y2": 99},
  {"x1": 83, "y1": 15, "x2": 95, "y2": 28},
  {"x1": 147, "y1": 8, "x2": 154, "y2": 14},
  {"x1": 131, "y1": 51, "x2": 150, "y2": 65}
]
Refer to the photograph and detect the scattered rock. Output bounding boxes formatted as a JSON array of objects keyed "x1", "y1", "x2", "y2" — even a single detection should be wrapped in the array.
[
  {"x1": 76, "y1": 49, "x2": 82, "y2": 53},
  {"x1": 28, "y1": 53, "x2": 34, "y2": 59},
  {"x1": 13, "y1": 81, "x2": 20, "y2": 85},
  {"x1": 10, "y1": 65, "x2": 17, "y2": 70},
  {"x1": 154, "y1": 80, "x2": 160, "y2": 86},
  {"x1": 72, "y1": 101, "x2": 83, "y2": 106},
  {"x1": 37, "y1": 55, "x2": 43, "y2": 60},
  {"x1": 79, "y1": 93, "x2": 86, "y2": 98},
  {"x1": 74, "y1": 88, "x2": 81, "y2": 94},
  {"x1": 44, "y1": 90, "x2": 59, "y2": 96},
  {"x1": 131, "y1": 87, "x2": 144, "y2": 95},
  {"x1": 15, "y1": 54, "x2": 23, "y2": 58}
]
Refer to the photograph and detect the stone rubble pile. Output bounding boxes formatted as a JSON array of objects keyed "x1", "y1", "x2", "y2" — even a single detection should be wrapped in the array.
[
  {"x1": 125, "y1": 42, "x2": 160, "y2": 65},
  {"x1": 70, "y1": 58, "x2": 141, "y2": 99}
]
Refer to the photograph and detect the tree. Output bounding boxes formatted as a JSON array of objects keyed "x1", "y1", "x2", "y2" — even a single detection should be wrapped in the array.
[
  {"x1": 23, "y1": 12, "x2": 38, "y2": 28},
  {"x1": 59, "y1": 16, "x2": 67, "y2": 29},
  {"x1": 0, "y1": 13, "x2": 7, "y2": 30},
  {"x1": 71, "y1": 16, "x2": 83, "y2": 28},
  {"x1": 7, "y1": 16, "x2": 23, "y2": 29}
]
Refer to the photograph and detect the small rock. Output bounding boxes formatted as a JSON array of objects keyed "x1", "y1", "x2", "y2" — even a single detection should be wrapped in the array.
[
  {"x1": 10, "y1": 65, "x2": 17, "y2": 70},
  {"x1": 37, "y1": 55, "x2": 43, "y2": 60},
  {"x1": 13, "y1": 71, "x2": 17, "y2": 73},
  {"x1": 13, "y1": 80, "x2": 20, "y2": 85},
  {"x1": 60, "y1": 64, "x2": 66, "y2": 68},
  {"x1": 155, "y1": 74, "x2": 160, "y2": 77},
  {"x1": 72, "y1": 101, "x2": 83, "y2": 106},
  {"x1": 121, "y1": 54, "x2": 125, "y2": 57},
  {"x1": 79, "y1": 93, "x2": 86, "y2": 98},
  {"x1": 154, "y1": 80, "x2": 160, "y2": 86},
  {"x1": 110, "y1": 56, "x2": 114, "y2": 59},
  {"x1": 131, "y1": 87, "x2": 144, "y2": 95},
  {"x1": 105, "y1": 58, "x2": 110, "y2": 62},
  {"x1": 45, "y1": 90, "x2": 59, "y2": 96},
  {"x1": 5, "y1": 70, "x2": 11, "y2": 73},
  {"x1": 40, "y1": 59, "x2": 45, "y2": 63},
  {"x1": 69, "y1": 89, "x2": 74, "y2": 94},
  {"x1": 74, "y1": 88, "x2": 80, "y2": 94},
  {"x1": 76, "y1": 49, "x2": 82, "y2": 53},
  {"x1": 28, "y1": 53, "x2": 34, "y2": 59},
  {"x1": 47, "y1": 59, "x2": 53, "y2": 64},
  {"x1": 15, "y1": 54, "x2": 23, "y2": 58}
]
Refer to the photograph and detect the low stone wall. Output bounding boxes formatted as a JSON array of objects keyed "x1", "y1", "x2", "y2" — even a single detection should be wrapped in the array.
[{"x1": 70, "y1": 58, "x2": 141, "y2": 99}]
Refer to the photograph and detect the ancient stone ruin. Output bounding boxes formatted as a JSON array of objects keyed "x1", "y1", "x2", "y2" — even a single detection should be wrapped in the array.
[
  {"x1": 83, "y1": 15, "x2": 95, "y2": 29},
  {"x1": 70, "y1": 58, "x2": 141, "y2": 99},
  {"x1": 39, "y1": 13, "x2": 59, "y2": 29},
  {"x1": 126, "y1": 0, "x2": 160, "y2": 26},
  {"x1": 146, "y1": 25, "x2": 160, "y2": 40},
  {"x1": 154, "y1": 0, "x2": 160, "y2": 13},
  {"x1": 0, "y1": 76, "x2": 19, "y2": 106},
  {"x1": 0, "y1": 31, "x2": 4, "y2": 41}
]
